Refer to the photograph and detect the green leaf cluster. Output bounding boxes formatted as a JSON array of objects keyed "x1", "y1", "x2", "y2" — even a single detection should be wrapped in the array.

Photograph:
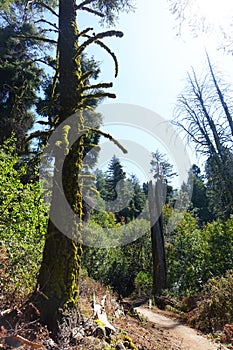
[
  {"x1": 82, "y1": 219, "x2": 151, "y2": 296},
  {"x1": 166, "y1": 211, "x2": 233, "y2": 296},
  {"x1": 192, "y1": 269, "x2": 233, "y2": 332},
  {"x1": 0, "y1": 139, "x2": 47, "y2": 295}
]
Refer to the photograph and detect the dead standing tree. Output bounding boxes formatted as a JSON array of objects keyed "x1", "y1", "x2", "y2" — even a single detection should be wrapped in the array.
[{"x1": 148, "y1": 179, "x2": 167, "y2": 297}]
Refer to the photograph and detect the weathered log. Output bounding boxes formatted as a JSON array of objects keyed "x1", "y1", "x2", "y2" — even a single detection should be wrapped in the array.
[{"x1": 92, "y1": 292, "x2": 116, "y2": 333}]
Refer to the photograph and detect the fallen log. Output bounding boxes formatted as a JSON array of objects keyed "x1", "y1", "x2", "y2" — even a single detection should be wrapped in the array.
[{"x1": 92, "y1": 292, "x2": 116, "y2": 333}]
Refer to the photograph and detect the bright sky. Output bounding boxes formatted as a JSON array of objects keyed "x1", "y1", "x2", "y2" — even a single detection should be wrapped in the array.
[
  {"x1": 40, "y1": 0, "x2": 232, "y2": 186},
  {"x1": 79, "y1": 0, "x2": 233, "y2": 184},
  {"x1": 80, "y1": 0, "x2": 233, "y2": 117}
]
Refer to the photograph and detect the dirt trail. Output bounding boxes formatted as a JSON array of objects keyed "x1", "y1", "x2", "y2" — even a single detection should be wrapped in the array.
[{"x1": 136, "y1": 306, "x2": 227, "y2": 350}]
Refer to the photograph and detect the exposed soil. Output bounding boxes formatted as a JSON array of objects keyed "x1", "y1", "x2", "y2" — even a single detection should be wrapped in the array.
[
  {"x1": 0, "y1": 277, "x2": 230, "y2": 350},
  {"x1": 136, "y1": 306, "x2": 228, "y2": 350}
]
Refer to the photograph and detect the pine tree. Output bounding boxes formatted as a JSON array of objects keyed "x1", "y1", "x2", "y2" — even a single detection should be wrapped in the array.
[
  {"x1": 188, "y1": 165, "x2": 212, "y2": 224},
  {"x1": 0, "y1": 4, "x2": 44, "y2": 152}
]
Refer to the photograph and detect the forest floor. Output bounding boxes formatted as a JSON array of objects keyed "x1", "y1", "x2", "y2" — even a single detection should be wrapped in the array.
[
  {"x1": 0, "y1": 275, "x2": 231, "y2": 349},
  {"x1": 135, "y1": 306, "x2": 227, "y2": 350}
]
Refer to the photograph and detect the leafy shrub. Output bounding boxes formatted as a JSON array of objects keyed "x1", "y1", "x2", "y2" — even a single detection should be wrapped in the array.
[
  {"x1": 0, "y1": 140, "x2": 48, "y2": 296},
  {"x1": 191, "y1": 270, "x2": 233, "y2": 332},
  {"x1": 82, "y1": 220, "x2": 151, "y2": 296},
  {"x1": 134, "y1": 271, "x2": 152, "y2": 296},
  {"x1": 166, "y1": 211, "x2": 233, "y2": 297}
]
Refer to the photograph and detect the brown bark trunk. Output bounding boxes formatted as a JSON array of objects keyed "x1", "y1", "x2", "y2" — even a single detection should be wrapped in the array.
[
  {"x1": 33, "y1": 0, "x2": 84, "y2": 335},
  {"x1": 148, "y1": 180, "x2": 167, "y2": 296}
]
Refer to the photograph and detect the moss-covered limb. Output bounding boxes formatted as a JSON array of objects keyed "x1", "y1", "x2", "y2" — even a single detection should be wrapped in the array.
[
  {"x1": 78, "y1": 27, "x2": 93, "y2": 37},
  {"x1": 90, "y1": 128, "x2": 128, "y2": 154},
  {"x1": 88, "y1": 38, "x2": 120, "y2": 77},
  {"x1": 79, "y1": 6, "x2": 104, "y2": 17},
  {"x1": 75, "y1": 0, "x2": 94, "y2": 10},
  {"x1": 80, "y1": 82, "x2": 113, "y2": 92},
  {"x1": 76, "y1": 30, "x2": 123, "y2": 57},
  {"x1": 83, "y1": 91, "x2": 116, "y2": 101}
]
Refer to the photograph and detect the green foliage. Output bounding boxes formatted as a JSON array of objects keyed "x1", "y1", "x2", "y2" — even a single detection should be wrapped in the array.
[
  {"x1": 205, "y1": 149, "x2": 233, "y2": 219},
  {"x1": 0, "y1": 13, "x2": 44, "y2": 151},
  {"x1": 150, "y1": 150, "x2": 176, "y2": 202},
  {"x1": 192, "y1": 270, "x2": 233, "y2": 332},
  {"x1": 90, "y1": 0, "x2": 135, "y2": 24},
  {"x1": 94, "y1": 157, "x2": 146, "y2": 223},
  {"x1": 203, "y1": 219, "x2": 233, "y2": 277},
  {"x1": 166, "y1": 210, "x2": 233, "y2": 296},
  {"x1": 188, "y1": 165, "x2": 212, "y2": 224},
  {"x1": 82, "y1": 219, "x2": 151, "y2": 296},
  {"x1": 0, "y1": 140, "x2": 47, "y2": 295},
  {"x1": 134, "y1": 271, "x2": 153, "y2": 296},
  {"x1": 0, "y1": 0, "x2": 14, "y2": 11},
  {"x1": 166, "y1": 212, "x2": 206, "y2": 295}
]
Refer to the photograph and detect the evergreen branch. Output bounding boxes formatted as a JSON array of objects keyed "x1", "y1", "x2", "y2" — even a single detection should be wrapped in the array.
[
  {"x1": 76, "y1": 0, "x2": 95, "y2": 10},
  {"x1": 16, "y1": 34, "x2": 57, "y2": 44},
  {"x1": 33, "y1": 58, "x2": 56, "y2": 69},
  {"x1": 76, "y1": 30, "x2": 123, "y2": 59},
  {"x1": 79, "y1": 71, "x2": 94, "y2": 83},
  {"x1": 39, "y1": 28, "x2": 58, "y2": 35},
  {"x1": 37, "y1": 102, "x2": 60, "y2": 115},
  {"x1": 79, "y1": 27, "x2": 93, "y2": 37},
  {"x1": 35, "y1": 19, "x2": 59, "y2": 31},
  {"x1": 90, "y1": 129, "x2": 128, "y2": 154},
  {"x1": 79, "y1": 33, "x2": 121, "y2": 77},
  {"x1": 83, "y1": 92, "x2": 116, "y2": 100},
  {"x1": 83, "y1": 143, "x2": 101, "y2": 150},
  {"x1": 36, "y1": 120, "x2": 50, "y2": 125},
  {"x1": 28, "y1": 1, "x2": 58, "y2": 17},
  {"x1": 80, "y1": 6, "x2": 104, "y2": 18},
  {"x1": 94, "y1": 39, "x2": 119, "y2": 77},
  {"x1": 24, "y1": 130, "x2": 52, "y2": 143},
  {"x1": 80, "y1": 82, "x2": 113, "y2": 92}
]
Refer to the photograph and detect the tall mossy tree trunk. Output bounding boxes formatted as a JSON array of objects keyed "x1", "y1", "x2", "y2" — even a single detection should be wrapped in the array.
[
  {"x1": 31, "y1": 0, "x2": 128, "y2": 335},
  {"x1": 35, "y1": 0, "x2": 84, "y2": 333}
]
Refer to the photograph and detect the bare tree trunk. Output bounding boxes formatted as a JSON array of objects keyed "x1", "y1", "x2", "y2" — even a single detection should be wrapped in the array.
[
  {"x1": 148, "y1": 180, "x2": 167, "y2": 296},
  {"x1": 206, "y1": 51, "x2": 233, "y2": 139}
]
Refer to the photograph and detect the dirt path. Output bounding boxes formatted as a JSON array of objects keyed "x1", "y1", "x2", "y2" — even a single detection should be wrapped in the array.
[{"x1": 136, "y1": 306, "x2": 227, "y2": 350}]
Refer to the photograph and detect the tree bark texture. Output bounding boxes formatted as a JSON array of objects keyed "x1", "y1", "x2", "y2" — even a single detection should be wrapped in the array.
[
  {"x1": 148, "y1": 180, "x2": 167, "y2": 296},
  {"x1": 34, "y1": 0, "x2": 84, "y2": 334}
]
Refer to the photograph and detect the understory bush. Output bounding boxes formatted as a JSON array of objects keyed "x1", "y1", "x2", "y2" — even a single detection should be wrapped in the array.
[
  {"x1": 0, "y1": 140, "x2": 47, "y2": 296},
  {"x1": 191, "y1": 269, "x2": 233, "y2": 332},
  {"x1": 166, "y1": 211, "x2": 233, "y2": 297},
  {"x1": 82, "y1": 220, "x2": 151, "y2": 296}
]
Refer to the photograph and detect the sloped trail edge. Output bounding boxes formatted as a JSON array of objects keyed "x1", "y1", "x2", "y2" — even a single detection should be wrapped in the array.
[{"x1": 136, "y1": 306, "x2": 228, "y2": 350}]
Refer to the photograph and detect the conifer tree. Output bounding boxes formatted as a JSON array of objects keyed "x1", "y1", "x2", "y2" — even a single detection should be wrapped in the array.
[
  {"x1": 19, "y1": 0, "x2": 133, "y2": 335},
  {"x1": 0, "y1": 3, "x2": 45, "y2": 152}
]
